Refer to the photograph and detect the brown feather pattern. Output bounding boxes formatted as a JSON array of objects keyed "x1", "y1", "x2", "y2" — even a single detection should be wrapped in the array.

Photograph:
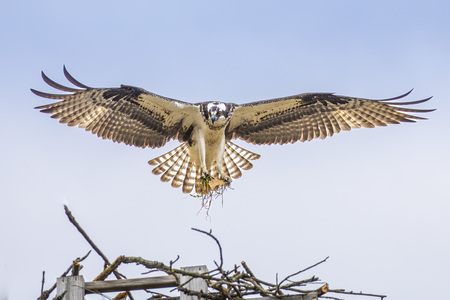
[
  {"x1": 33, "y1": 68, "x2": 434, "y2": 194},
  {"x1": 227, "y1": 91, "x2": 434, "y2": 145},
  {"x1": 32, "y1": 67, "x2": 194, "y2": 149},
  {"x1": 147, "y1": 142, "x2": 259, "y2": 193}
]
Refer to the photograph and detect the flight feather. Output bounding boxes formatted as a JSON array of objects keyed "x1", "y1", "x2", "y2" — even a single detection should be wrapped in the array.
[{"x1": 227, "y1": 91, "x2": 434, "y2": 145}]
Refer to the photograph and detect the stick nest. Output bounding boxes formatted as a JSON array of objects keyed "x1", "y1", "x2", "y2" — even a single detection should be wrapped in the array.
[{"x1": 37, "y1": 206, "x2": 387, "y2": 300}]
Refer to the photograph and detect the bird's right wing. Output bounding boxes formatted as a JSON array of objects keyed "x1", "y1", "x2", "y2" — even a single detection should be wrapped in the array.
[
  {"x1": 226, "y1": 91, "x2": 434, "y2": 145},
  {"x1": 32, "y1": 67, "x2": 200, "y2": 148}
]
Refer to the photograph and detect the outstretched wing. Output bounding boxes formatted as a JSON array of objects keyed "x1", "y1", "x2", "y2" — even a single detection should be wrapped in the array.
[
  {"x1": 226, "y1": 91, "x2": 434, "y2": 145},
  {"x1": 32, "y1": 67, "x2": 200, "y2": 148}
]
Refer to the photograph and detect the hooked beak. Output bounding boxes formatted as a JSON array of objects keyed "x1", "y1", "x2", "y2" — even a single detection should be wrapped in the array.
[{"x1": 210, "y1": 115, "x2": 219, "y2": 124}]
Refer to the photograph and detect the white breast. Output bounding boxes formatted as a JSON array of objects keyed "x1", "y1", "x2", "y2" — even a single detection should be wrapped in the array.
[{"x1": 189, "y1": 122, "x2": 226, "y2": 170}]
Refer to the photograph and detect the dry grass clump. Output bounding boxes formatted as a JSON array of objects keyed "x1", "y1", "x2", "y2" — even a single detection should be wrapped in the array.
[{"x1": 191, "y1": 176, "x2": 231, "y2": 212}]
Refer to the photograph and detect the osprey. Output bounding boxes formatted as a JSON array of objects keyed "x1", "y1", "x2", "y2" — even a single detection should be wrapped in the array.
[{"x1": 32, "y1": 67, "x2": 434, "y2": 194}]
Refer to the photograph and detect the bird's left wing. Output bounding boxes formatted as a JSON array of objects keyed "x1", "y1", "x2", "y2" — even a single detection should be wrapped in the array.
[
  {"x1": 32, "y1": 67, "x2": 200, "y2": 148},
  {"x1": 226, "y1": 91, "x2": 434, "y2": 145}
]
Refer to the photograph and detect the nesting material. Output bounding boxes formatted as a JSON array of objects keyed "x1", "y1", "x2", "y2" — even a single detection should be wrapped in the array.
[{"x1": 191, "y1": 176, "x2": 231, "y2": 212}]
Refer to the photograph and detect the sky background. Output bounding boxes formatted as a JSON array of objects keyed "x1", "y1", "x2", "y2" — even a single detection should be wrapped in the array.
[{"x1": 1, "y1": 1, "x2": 449, "y2": 299}]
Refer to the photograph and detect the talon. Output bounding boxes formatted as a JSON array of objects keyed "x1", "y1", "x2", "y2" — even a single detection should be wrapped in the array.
[
  {"x1": 198, "y1": 172, "x2": 214, "y2": 194},
  {"x1": 200, "y1": 172, "x2": 213, "y2": 181},
  {"x1": 222, "y1": 176, "x2": 232, "y2": 184}
]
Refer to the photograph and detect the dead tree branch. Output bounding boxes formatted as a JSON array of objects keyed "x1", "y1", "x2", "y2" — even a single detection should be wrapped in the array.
[
  {"x1": 64, "y1": 205, "x2": 110, "y2": 267},
  {"x1": 278, "y1": 256, "x2": 329, "y2": 287},
  {"x1": 328, "y1": 289, "x2": 387, "y2": 299},
  {"x1": 39, "y1": 271, "x2": 45, "y2": 300},
  {"x1": 191, "y1": 228, "x2": 224, "y2": 269},
  {"x1": 38, "y1": 205, "x2": 386, "y2": 300},
  {"x1": 37, "y1": 251, "x2": 91, "y2": 300},
  {"x1": 63, "y1": 205, "x2": 134, "y2": 300}
]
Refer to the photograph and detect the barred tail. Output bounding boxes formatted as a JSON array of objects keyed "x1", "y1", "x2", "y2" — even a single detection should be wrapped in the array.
[
  {"x1": 224, "y1": 141, "x2": 260, "y2": 173},
  {"x1": 148, "y1": 142, "x2": 260, "y2": 194},
  {"x1": 148, "y1": 143, "x2": 198, "y2": 194},
  {"x1": 148, "y1": 143, "x2": 188, "y2": 174}
]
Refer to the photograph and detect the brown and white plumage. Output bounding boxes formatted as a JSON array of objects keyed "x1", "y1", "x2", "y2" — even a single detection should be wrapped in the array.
[
  {"x1": 32, "y1": 67, "x2": 434, "y2": 193},
  {"x1": 147, "y1": 141, "x2": 259, "y2": 193},
  {"x1": 227, "y1": 92, "x2": 433, "y2": 145}
]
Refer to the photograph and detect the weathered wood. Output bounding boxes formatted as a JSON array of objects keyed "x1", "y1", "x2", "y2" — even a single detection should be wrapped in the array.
[
  {"x1": 57, "y1": 271, "x2": 318, "y2": 300},
  {"x1": 57, "y1": 276, "x2": 85, "y2": 300},
  {"x1": 84, "y1": 275, "x2": 177, "y2": 294},
  {"x1": 304, "y1": 292, "x2": 318, "y2": 300},
  {"x1": 180, "y1": 265, "x2": 208, "y2": 300},
  {"x1": 154, "y1": 295, "x2": 315, "y2": 300}
]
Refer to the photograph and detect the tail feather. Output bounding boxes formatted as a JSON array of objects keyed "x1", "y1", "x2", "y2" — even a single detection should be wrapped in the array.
[
  {"x1": 160, "y1": 147, "x2": 189, "y2": 182},
  {"x1": 228, "y1": 142, "x2": 260, "y2": 160},
  {"x1": 223, "y1": 150, "x2": 242, "y2": 179},
  {"x1": 148, "y1": 141, "x2": 260, "y2": 194},
  {"x1": 149, "y1": 144, "x2": 187, "y2": 175},
  {"x1": 182, "y1": 161, "x2": 197, "y2": 194},
  {"x1": 221, "y1": 160, "x2": 232, "y2": 178},
  {"x1": 194, "y1": 169, "x2": 203, "y2": 194},
  {"x1": 225, "y1": 142, "x2": 260, "y2": 170},
  {"x1": 148, "y1": 143, "x2": 186, "y2": 166},
  {"x1": 171, "y1": 154, "x2": 190, "y2": 188}
]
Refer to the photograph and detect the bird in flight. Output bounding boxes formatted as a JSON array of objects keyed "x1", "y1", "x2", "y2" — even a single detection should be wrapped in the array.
[{"x1": 32, "y1": 67, "x2": 434, "y2": 195}]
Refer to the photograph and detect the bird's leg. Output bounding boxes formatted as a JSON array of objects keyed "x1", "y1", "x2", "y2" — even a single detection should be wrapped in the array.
[
  {"x1": 200, "y1": 169, "x2": 210, "y2": 180},
  {"x1": 216, "y1": 161, "x2": 231, "y2": 183},
  {"x1": 197, "y1": 130, "x2": 211, "y2": 179},
  {"x1": 216, "y1": 136, "x2": 232, "y2": 184},
  {"x1": 220, "y1": 173, "x2": 232, "y2": 184},
  {"x1": 200, "y1": 172, "x2": 213, "y2": 182}
]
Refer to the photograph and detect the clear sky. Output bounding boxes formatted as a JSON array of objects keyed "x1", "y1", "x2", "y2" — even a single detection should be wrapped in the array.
[{"x1": 1, "y1": 1, "x2": 449, "y2": 299}]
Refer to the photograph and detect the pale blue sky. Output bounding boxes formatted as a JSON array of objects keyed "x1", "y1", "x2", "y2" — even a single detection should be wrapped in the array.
[{"x1": 1, "y1": 1, "x2": 449, "y2": 299}]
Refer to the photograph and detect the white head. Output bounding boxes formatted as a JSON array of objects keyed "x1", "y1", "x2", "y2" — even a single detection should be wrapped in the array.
[{"x1": 203, "y1": 102, "x2": 232, "y2": 127}]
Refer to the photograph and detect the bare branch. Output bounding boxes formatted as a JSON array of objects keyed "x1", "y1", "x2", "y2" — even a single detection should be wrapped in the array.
[
  {"x1": 191, "y1": 228, "x2": 223, "y2": 269},
  {"x1": 94, "y1": 256, "x2": 125, "y2": 281},
  {"x1": 213, "y1": 262, "x2": 242, "y2": 298},
  {"x1": 328, "y1": 289, "x2": 387, "y2": 299},
  {"x1": 112, "y1": 292, "x2": 128, "y2": 300},
  {"x1": 170, "y1": 255, "x2": 180, "y2": 271},
  {"x1": 63, "y1": 205, "x2": 134, "y2": 300},
  {"x1": 72, "y1": 260, "x2": 80, "y2": 276},
  {"x1": 241, "y1": 261, "x2": 256, "y2": 278},
  {"x1": 64, "y1": 205, "x2": 110, "y2": 266},
  {"x1": 52, "y1": 291, "x2": 66, "y2": 300},
  {"x1": 39, "y1": 271, "x2": 45, "y2": 300},
  {"x1": 79, "y1": 250, "x2": 92, "y2": 262},
  {"x1": 37, "y1": 250, "x2": 91, "y2": 300},
  {"x1": 279, "y1": 256, "x2": 329, "y2": 287}
]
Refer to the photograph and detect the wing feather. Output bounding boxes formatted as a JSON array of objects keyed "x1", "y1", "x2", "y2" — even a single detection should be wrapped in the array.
[
  {"x1": 327, "y1": 113, "x2": 340, "y2": 135},
  {"x1": 63, "y1": 65, "x2": 92, "y2": 89},
  {"x1": 227, "y1": 92, "x2": 434, "y2": 145},
  {"x1": 41, "y1": 71, "x2": 82, "y2": 92},
  {"x1": 332, "y1": 111, "x2": 352, "y2": 131},
  {"x1": 32, "y1": 67, "x2": 199, "y2": 148}
]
